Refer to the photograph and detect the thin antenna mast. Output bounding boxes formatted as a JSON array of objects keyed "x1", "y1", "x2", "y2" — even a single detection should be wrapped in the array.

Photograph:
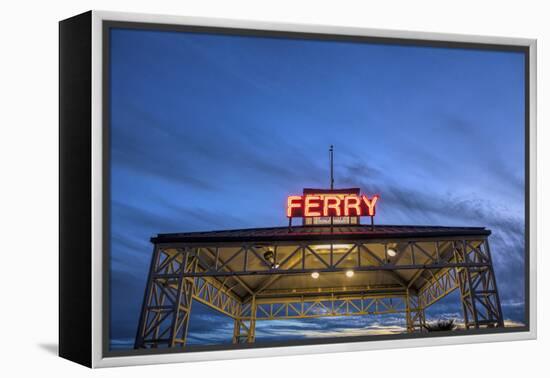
[{"x1": 329, "y1": 145, "x2": 334, "y2": 190}]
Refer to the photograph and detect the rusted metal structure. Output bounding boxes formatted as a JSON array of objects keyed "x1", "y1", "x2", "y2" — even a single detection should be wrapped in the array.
[{"x1": 134, "y1": 224, "x2": 504, "y2": 348}]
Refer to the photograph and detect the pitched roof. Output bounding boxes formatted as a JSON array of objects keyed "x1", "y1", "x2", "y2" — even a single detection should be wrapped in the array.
[{"x1": 151, "y1": 224, "x2": 490, "y2": 244}]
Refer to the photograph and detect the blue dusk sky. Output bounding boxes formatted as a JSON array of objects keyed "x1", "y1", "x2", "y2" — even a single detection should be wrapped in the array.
[{"x1": 108, "y1": 27, "x2": 526, "y2": 350}]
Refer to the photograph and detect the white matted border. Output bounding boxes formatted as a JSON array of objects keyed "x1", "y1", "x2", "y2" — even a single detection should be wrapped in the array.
[{"x1": 90, "y1": 10, "x2": 537, "y2": 368}]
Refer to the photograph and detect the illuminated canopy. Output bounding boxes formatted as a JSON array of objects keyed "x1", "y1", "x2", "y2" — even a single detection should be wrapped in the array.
[{"x1": 137, "y1": 220, "x2": 504, "y2": 349}]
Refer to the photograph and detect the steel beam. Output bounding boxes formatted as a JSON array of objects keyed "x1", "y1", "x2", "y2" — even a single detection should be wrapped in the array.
[{"x1": 254, "y1": 294, "x2": 408, "y2": 320}]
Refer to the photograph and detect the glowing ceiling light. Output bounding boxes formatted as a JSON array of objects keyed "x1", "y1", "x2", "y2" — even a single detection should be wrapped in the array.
[
  {"x1": 263, "y1": 250, "x2": 279, "y2": 269},
  {"x1": 345, "y1": 270, "x2": 354, "y2": 278},
  {"x1": 387, "y1": 248, "x2": 397, "y2": 257},
  {"x1": 311, "y1": 271, "x2": 320, "y2": 279},
  {"x1": 312, "y1": 244, "x2": 353, "y2": 252}
]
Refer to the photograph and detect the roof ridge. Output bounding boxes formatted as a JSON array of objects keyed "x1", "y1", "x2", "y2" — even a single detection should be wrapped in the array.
[{"x1": 153, "y1": 224, "x2": 489, "y2": 239}]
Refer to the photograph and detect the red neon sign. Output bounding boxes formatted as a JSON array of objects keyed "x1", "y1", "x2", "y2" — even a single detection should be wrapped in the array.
[{"x1": 287, "y1": 194, "x2": 379, "y2": 218}]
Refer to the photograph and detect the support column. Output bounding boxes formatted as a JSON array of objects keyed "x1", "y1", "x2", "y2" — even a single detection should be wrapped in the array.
[
  {"x1": 135, "y1": 247, "x2": 197, "y2": 349},
  {"x1": 135, "y1": 245, "x2": 161, "y2": 348},
  {"x1": 169, "y1": 276, "x2": 195, "y2": 347},
  {"x1": 233, "y1": 296, "x2": 257, "y2": 344},
  {"x1": 170, "y1": 248, "x2": 197, "y2": 346},
  {"x1": 476, "y1": 241, "x2": 504, "y2": 327},
  {"x1": 406, "y1": 291, "x2": 425, "y2": 332},
  {"x1": 454, "y1": 240, "x2": 503, "y2": 329},
  {"x1": 405, "y1": 290, "x2": 412, "y2": 332},
  {"x1": 454, "y1": 241, "x2": 478, "y2": 329}
]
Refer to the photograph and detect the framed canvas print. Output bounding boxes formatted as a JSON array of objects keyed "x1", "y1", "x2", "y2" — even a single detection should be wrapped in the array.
[{"x1": 59, "y1": 10, "x2": 537, "y2": 368}]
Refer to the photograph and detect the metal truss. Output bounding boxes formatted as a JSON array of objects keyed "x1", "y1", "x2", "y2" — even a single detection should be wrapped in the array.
[
  {"x1": 418, "y1": 268, "x2": 459, "y2": 308},
  {"x1": 453, "y1": 240, "x2": 503, "y2": 328},
  {"x1": 135, "y1": 248, "x2": 242, "y2": 348},
  {"x1": 158, "y1": 241, "x2": 491, "y2": 278},
  {"x1": 135, "y1": 238, "x2": 503, "y2": 349},
  {"x1": 254, "y1": 295, "x2": 409, "y2": 320},
  {"x1": 417, "y1": 240, "x2": 504, "y2": 329},
  {"x1": 192, "y1": 277, "x2": 241, "y2": 318}
]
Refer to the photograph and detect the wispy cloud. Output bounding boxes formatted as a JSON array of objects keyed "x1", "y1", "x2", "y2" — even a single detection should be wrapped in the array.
[{"x1": 301, "y1": 325, "x2": 406, "y2": 338}]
